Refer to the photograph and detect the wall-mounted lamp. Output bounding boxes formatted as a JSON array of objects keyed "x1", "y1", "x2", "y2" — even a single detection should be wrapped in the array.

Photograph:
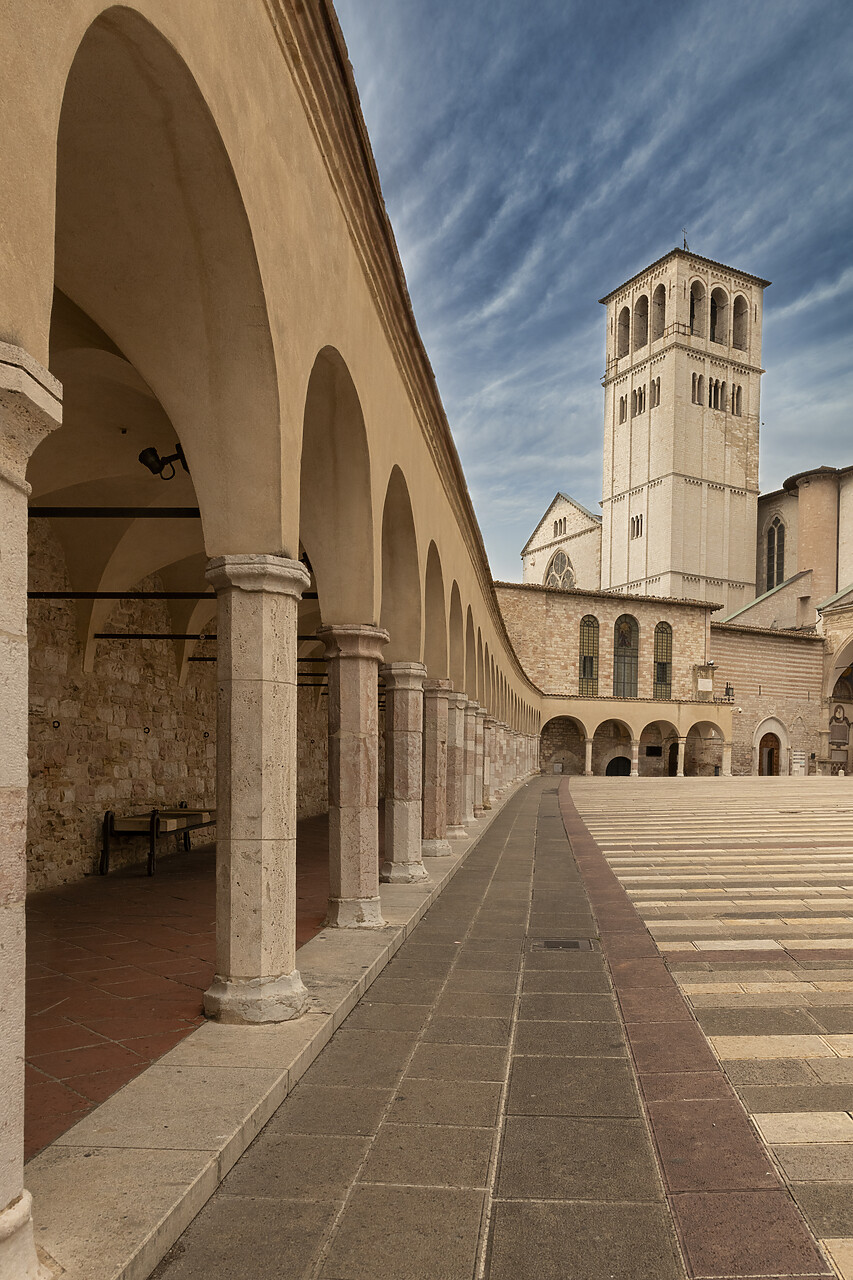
[{"x1": 138, "y1": 443, "x2": 189, "y2": 480}]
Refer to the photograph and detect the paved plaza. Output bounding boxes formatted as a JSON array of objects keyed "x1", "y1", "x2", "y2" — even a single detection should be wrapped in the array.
[{"x1": 125, "y1": 776, "x2": 852, "y2": 1280}]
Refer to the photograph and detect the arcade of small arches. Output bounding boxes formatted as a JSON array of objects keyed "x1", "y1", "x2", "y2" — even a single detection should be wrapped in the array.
[
  {"x1": 689, "y1": 281, "x2": 751, "y2": 349},
  {"x1": 538, "y1": 712, "x2": 730, "y2": 779}
]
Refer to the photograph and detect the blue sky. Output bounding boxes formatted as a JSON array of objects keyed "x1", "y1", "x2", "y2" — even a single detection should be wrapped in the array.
[{"x1": 335, "y1": 0, "x2": 853, "y2": 581}]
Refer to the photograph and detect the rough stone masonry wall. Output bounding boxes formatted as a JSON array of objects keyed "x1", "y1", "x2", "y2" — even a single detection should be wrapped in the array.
[
  {"x1": 495, "y1": 582, "x2": 708, "y2": 699},
  {"x1": 27, "y1": 520, "x2": 217, "y2": 889},
  {"x1": 710, "y1": 624, "x2": 824, "y2": 774}
]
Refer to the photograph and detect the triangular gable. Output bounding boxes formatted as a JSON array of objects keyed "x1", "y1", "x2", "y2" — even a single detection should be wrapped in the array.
[{"x1": 521, "y1": 491, "x2": 601, "y2": 555}]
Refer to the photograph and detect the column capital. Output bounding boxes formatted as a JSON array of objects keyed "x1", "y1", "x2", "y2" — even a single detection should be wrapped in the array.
[
  {"x1": 450, "y1": 690, "x2": 469, "y2": 710},
  {"x1": 318, "y1": 623, "x2": 389, "y2": 662},
  {"x1": 424, "y1": 678, "x2": 453, "y2": 696},
  {"x1": 484, "y1": 715, "x2": 496, "y2": 727},
  {"x1": 206, "y1": 554, "x2": 310, "y2": 597},
  {"x1": 475, "y1": 705, "x2": 487, "y2": 720},
  {"x1": 380, "y1": 661, "x2": 427, "y2": 691},
  {"x1": 0, "y1": 341, "x2": 63, "y2": 492},
  {"x1": 466, "y1": 699, "x2": 480, "y2": 714}
]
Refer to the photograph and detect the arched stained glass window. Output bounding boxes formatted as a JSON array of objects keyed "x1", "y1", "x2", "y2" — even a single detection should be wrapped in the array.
[
  {"x1": 579, "y1": 615, "x2": 599, "y2": 696},
  {"x1": 653, "y1": 622, "x2": 673, "y2": 699},
  {"x1": 613, "y1": 614, "x2": 639, "y2": 698},
  {"x1": 544, "y1": 549, "x2": 574, "y2": 589},
  {"x1": 766, "y1": 517, "x2": 785, "y2": 591}
]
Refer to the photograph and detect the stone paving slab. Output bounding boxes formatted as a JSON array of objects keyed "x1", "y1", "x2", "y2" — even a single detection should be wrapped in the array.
[{"x1": 27, "y1": 789, "x2": 525, "y2": 1280}]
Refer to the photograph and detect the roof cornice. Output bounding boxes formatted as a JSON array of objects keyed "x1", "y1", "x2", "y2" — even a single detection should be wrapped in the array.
[
  {"x1": 262, "y1": 1, "x2": 537, "y2": 693},
  {"x1": 599, "y1": 248, "x2": 771, "y2": 304}
]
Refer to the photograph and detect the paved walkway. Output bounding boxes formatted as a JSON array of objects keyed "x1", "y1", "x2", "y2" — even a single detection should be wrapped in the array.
[
  {"x1": 146, "y1": 776, "x2": 838, "y2": 1280},
  {"x1": 572, "y1": 777, "x2": 853, "y2": 1280}
]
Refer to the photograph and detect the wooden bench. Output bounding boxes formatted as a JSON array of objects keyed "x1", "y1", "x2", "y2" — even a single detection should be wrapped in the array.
[{"x1": 100, "y1": 803, "x2": 216, "y2": 876}]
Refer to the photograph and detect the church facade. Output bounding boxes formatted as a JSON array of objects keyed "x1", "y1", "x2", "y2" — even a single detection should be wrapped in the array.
[{"x1": 519, "y1": 248, "x2": 853, "y2": 779}]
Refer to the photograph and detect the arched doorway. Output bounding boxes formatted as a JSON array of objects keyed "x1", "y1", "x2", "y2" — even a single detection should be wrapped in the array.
[
  {"x1": 759, "y1": 733, "x2": 781, "y2": 776},
  {"x1": 668, "y1": 742, "x2": 679, "y2": 776},
  {"x1": 606, "y1": 756, "x2": 631, "y2": 776}
]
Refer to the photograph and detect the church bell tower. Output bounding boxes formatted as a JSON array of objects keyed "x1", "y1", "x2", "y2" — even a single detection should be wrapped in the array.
[{"x1": 599, "y1": 249, "x2": 769, "y2": 613}]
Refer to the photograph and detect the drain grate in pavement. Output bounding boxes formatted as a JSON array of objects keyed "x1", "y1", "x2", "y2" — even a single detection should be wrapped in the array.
[{"x1": 528, "y1": 938, "x2": 596, "y2": 951}]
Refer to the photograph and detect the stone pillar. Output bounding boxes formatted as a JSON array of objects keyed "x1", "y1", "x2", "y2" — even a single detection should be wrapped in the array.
[
  {"x1": 483, "y1": 716, "x2": 495, "y2": 808},
  {"x1": 630, "y1": 738, "x2": 640, "y2": 777},
  {"x1": 422, "y1": 679, "x2": 452, "y2": 856},
  {"x1": 722, "y1": 741, "x2": 732, "y2": 777},
  {"x1": 446, "y1": 692, "x2": 468, "y2": 837},
  {"x1": 319, "y1": 625, "x2": 389, "y2": 927},
  {"x1": 379, "y1": 662, "x2": 428, "y2": 883},
  {"x1": 463, "y1": 699, "x2": 479, "y2": 823},
  {"x1": 0, "y1": 344, "x2": 62, "y2": 1278},
  {"x1": 473, "y1": 706, "x2": 486, "y2": 815},
  {"x1": 584, "y1": 737, "x2": 594, "y2": 776},
  {"x1": 204, "y1": 555, "x2": 310, "y2": 1024},
  {"x1": 677, "y1": 737, "x2": 686, "y2": 778}
]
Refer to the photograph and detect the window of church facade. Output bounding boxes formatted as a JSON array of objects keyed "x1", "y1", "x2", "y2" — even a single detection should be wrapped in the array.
[
  {"x1": 653, "y1": 622, "x2": 672, "y2": 699},
  {"x1": 649, "y1": 376, "x2": 661, "y2": 408},
  {"x1": 633, "y1": 295, "x2": 649, "y2": 349},
  {"x1": 619, "y1": 394, "x2": 627, "y2": 423},
  {"x1": 732, "y1": 294, "x2": 749, "y2": 350},
  {"x1": 766, "y1": 517, "x2": 785, "y2": 591},
  {"x1": 579, "y1": 615, "x2": 599, "y2": 696},
  {"x1": 613, "y1": 614, "x2": 639, "y2": 698},
  {"x1": 652, "y1": 283, "x2": 666, "y2": 340},
  {"x1": 692, "y1": 371, "x2": 706, "y2": 404},
  {"x1": 630, "y1": 514, "x2": 644, "y2": 539},
  {"x1": 617, "y1": 306, "x2": 630, "y2": 357},
  {"x1": 544, "y1": 548, "x2": 575, "y2": 589},
  {"x1": 690, "y1": 281, "x2": 706, "y2": 337},
  {"x1": 710, "y1": 287, "x2": 729, "y2": 344}
]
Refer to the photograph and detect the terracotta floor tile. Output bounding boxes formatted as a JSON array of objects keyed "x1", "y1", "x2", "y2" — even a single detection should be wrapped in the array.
[{"x1": 62, "y1": 1061, "x2": 152, "y2": 1104}]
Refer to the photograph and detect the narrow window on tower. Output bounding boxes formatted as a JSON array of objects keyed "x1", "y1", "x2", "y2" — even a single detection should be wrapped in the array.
[{"x1": 692, "y1": 372, "x2": 697, "y2": 403}]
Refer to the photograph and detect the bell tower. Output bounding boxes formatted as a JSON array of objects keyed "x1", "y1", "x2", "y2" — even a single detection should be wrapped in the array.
[{"x1": 599, "y1": 249, "x2": 769, "y2": 613}]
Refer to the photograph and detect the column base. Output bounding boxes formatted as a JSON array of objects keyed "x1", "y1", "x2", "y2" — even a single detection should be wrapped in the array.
[
  {"x1": 326, "y1": 897, "x2": 386, "y2": 928},
  {"x1": 0, "y1": 1192, "x2": 50, "y2": 1280},
  {"x1": 203, "y1": 969, "x2": 308, "y2": 1024},
  {"x1": 422, "y1": 838, "x2": 452, "y2": 857},
  {"x1": 379, "y1": 860, "x2": 429, "y2": 884},
  {"x1": 446, "y1": 824, "x2": 468, "y2": 839},
  {"x1": 473, "y1": 805, "x2": 485, "y2": 817}
]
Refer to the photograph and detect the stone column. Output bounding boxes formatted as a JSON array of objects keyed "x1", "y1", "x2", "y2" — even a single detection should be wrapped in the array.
[
  {"x1": 473, "y1": 706, "x2": 486, "y2": 815},
  {"x1": 379, "y1": 662, "x2": 428, "y2": 883},
  {"x1": 483, "y1": 716, "x2": 495, "y2": 808},
  {"x1": 0, "y1": 344, "x2": 62, "y2": 1278},
  {"x1": 319, "y1": 625, "x2": 389, "y2": 927},
  {"x1": 677, "y1": 736, "x2": 686, "y2": 777},
  {"x1": 722, "y1": 741, "x2": 732, "y2": 777},
  {"x1": 204, "y1": 555, "x2": 309, "y2": 1024},
  {"x1": 584, "y1": 737, "x2": 594, "y2": 776},
  {"x1": 446, "y1": 692, "x2": 468, "y2": 837},
  {"x1": 463, "y1": 699, "x2": 479, "y2": 823},
  {"x1": 422, "y1": 679, "x2": 452, "y2": 856},
  {"x1": 630, "y1": 738, "x2": 640, "y2": 777}
]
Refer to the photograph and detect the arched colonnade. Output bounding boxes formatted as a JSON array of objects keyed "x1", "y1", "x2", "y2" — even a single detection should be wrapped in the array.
[
  {"x1": 0, "y1": 5, "x2": 540, "y2": 1268},
  {"x1": 539, "y1": 701, "x2": 733, "y2": 778}
]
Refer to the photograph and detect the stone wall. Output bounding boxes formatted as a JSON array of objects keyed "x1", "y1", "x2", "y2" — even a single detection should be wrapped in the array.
[
  {"x1": 496, "y1": 581, "x2": 710, "y2": 699},
  {"x1": 27, "y1": 520, "x2": 217, "y2": 889},
  {"x1": 710, "y1": 623, "x2": 824, "y2": 774}
]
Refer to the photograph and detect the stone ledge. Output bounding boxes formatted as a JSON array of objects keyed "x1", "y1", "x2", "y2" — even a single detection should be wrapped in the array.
[{"x1": 25, "y1": 777, "x2": 532, "y2": 1280}]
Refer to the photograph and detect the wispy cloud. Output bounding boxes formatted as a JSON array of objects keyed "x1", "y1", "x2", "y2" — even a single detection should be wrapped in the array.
[{"x1": 336, "y1": 0, "x2": 853, "y2": 580}]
